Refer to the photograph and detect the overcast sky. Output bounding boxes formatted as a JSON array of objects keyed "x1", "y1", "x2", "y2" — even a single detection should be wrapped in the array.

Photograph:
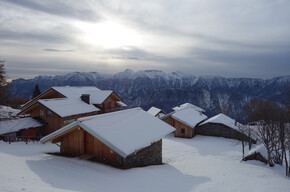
[{"x1": 1, "y1": 0, "x2": 290, "y2": 79}]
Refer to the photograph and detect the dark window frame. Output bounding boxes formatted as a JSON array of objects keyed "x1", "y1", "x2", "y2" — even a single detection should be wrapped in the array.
[
  {"x1": 47, "y1": 109, "x2": 52, "y2": 117},
  {"x1": 39, "y1": 109, "x2": 44, "y2": 116}
]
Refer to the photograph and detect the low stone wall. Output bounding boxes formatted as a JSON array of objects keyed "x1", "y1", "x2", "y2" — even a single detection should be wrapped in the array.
[{"x1": 196, "y1": 123, "x2": 256, "y2": 144}]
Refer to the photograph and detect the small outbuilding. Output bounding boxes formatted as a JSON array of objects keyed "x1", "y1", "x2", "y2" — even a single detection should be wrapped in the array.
[
  {"x1": 0, "y1": 117, "x2": 43, "y2": 142},
  {"x1": 169, "y1": 107, "x2": 208, "y2": 138},
  {"x1": 40, "y1": 107, "x2": 175, "y2": 169},
  {"x1": 147, "y1": 106, "x2": 166, "y2": 118},
  {"x1": 242, "y1": 144, "x2": 269, "y2": 165},
  {"x1": 196, "y1": 113, "x2": 256, "y2": 143}
]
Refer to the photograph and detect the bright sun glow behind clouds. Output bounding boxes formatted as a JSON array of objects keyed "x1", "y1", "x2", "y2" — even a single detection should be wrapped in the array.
[{"x1": 76, "y1": 21, "x2": 142, "y2": 48}]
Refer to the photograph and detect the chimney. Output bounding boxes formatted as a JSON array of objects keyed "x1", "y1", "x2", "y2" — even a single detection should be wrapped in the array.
[{"x1": 81, "y1": 94, "x2": 90, "y2": 104}]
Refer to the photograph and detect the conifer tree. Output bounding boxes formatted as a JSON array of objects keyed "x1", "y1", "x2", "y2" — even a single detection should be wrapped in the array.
[
  {"x1": 0, "y1": 59, "x2": 6, "y2": 87},
  {"x1": 0, "y1": 59, "x2": 8, "y2": 105},
  {"x1": 32, "y1": 84, "x2": 41, "y2": 98}
]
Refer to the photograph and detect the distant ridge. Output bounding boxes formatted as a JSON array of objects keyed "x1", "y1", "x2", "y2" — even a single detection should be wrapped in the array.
[{"x1": 9, "y1": 69, "x2": 290, "y2": 122}]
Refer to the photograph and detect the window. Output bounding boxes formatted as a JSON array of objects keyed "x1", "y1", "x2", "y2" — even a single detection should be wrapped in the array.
[
  {"x1": 47, "y1": 109, "x2": 52, "y2": 117},
  {"x1": 181, "y1": 128, "x2": 185, "y2": 134},
  {"x1": 39, "y1": 109, "x2": 44, "y2": 116},
  {"x1": 63, "y1": 119, "x2": 74, "y2": 125}
]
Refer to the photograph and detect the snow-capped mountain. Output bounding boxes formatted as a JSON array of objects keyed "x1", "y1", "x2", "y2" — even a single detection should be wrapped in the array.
[{"x1": 8, "y1": 70, "x2": 290, "y2": 121}]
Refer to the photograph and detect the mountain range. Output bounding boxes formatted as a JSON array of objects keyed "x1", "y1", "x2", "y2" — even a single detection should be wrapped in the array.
[{"x1": 8, "y1": 69, "x2": 290, "y2": 122}]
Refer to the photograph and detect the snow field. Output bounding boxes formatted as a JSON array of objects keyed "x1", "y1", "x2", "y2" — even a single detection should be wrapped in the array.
[{"x1": 0, "y1": 135, "x2": 289, "y2": 192}]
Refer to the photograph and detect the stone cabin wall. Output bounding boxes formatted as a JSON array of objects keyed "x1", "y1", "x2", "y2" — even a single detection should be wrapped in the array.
[
  {"x1": 116, "y1": 139, "x2": 162, "y2": 169},
  {"x1": 196, "y1": 123, "x2": 256, "y2": 144}
]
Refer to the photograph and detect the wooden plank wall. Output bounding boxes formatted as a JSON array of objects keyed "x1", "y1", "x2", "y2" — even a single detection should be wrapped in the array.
[
  {"x1": 60, "y1": 128, "x2": 117, "y2": 161},
  {"x1": 29, "y1": 104, "x2": 62, "y2": 135},
  {"x1": 97, "y1": 93, "x2": 122, "y2": 113},
  {"x1": 63, "y1": 127, "x2": 84, "y2": 155},
  {"x1": 22, "y1": 128, "x2": 38, "y2": 138},
  {"x1": 27, "y1": 103, "x2": 98, "y2": 135},
  {"x1": 20, "y1": 89, "x2": 65, "y2": 110},
  {"x1": 93, "y1": 135, "x2": 117, "y2": 161},
  {"x1": 170, "y1": 117, "x2": 194, "y2": 138}
]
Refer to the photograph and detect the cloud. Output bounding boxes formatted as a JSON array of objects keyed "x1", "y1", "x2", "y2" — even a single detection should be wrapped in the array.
[
  {"x1": 1, "y1": 0, "x2": 290, "y2": 79},
  {"x1": 44, "y1": 49, "x2": 74, "y2": 52},
  {"x1": 1, "y1": 0, "x2": 100, "y2": 22}
]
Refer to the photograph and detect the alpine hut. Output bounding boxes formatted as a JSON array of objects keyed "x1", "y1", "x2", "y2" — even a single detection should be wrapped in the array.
[
  {"x1": 17, "y1": 86, "x2": 126, "y2": 136},
  {"x1": 168, "y1": 103, "x2": 208, "y2": 138},
  {"x1": 40, "y1": 107, "x2": 175, "y2": 168},
  {"x1": 147, "y1": 106, "x2": 166, "y2": 118},
  {"x1": 0, "y1": 117, "x2": 43, "y2": 142},
  {"x1": 196, "y1": 113, "x2": 256, "y2": 143},
  {"x1": 242, "y1": 144, "x2": 269, "y2": 165}
]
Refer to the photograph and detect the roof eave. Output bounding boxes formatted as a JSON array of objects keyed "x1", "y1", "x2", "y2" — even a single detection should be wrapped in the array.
[{"x1": 40, "y1": 121, "x2": 79, "y2": 143}]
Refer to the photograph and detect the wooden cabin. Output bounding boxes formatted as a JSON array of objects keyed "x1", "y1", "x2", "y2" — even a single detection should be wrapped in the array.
[
  {"x1": 196, "y1": 113, "x2": 256, "y2": 143},
  {"x1": 0, "y1": 117, "x2": 43, "y2": 142},
  {"x1": 41, "y1": 108, "x2": 175, "y2": 169},
  {"x1": 18, "y1": 86, "x2": 126, "y2": 136},
  {"x1": 20, "y1": 86, "x2": 126, "y2": 113},
  {"x1": 168, "y1": 104, "x2": 208, "y2": 138},
  {"x1": 147, "y1": 106, "x2": 166, "y2": 118}
]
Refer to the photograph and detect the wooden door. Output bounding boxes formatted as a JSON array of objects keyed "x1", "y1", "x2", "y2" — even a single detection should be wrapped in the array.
[{"x1": 84, "y1": 132, "x2": 94, "y2": 155}]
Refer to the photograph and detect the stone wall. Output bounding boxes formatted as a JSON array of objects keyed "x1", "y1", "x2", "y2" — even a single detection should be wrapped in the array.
[
  {"x1": 116, "y1": 139, "x2": 162, "y2": 169},
  {"x1": 196, "y1": 123, "x2": 256, "y2": 144}
]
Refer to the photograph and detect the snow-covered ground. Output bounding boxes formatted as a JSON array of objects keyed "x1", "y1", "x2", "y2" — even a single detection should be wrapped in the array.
[
  {"x1": 0, "y1": 135, "x2": 289, "y2": 192},
  {"x1": 0, "y1": 105, "x2": 20, "y2": 118}
]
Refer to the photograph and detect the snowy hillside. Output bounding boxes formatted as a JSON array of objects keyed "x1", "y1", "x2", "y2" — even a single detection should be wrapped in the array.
[
  {"x1": 8, "y1": 70, "x2": 290, "y2": 121},
  {"x1": 0, "y1": 105, "x2": 19, "y2": 119},
  {"x1": 0, "y1": 135, "x2": 289, "y2": 192}
]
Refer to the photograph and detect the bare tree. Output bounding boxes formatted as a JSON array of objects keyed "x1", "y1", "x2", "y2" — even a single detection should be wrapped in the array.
[
  {"x1": 285, "y1": 123, "x2": 290, "y2": 176},
  {"x1": 244, "y1": 99, "x2": 284, "y2": 167},
  {"x1": 238, "y1": 124, "x2": 254, "y2": 157},
  {"x1": 254, "y1": 121, "x2": 279, "y2": 166}
]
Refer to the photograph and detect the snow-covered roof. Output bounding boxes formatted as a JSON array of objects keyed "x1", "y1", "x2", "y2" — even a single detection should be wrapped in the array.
[
  {"x1": 173, "y1": 103, "x2": 205, "y2": 113},
  {"x1": 0, "y1": 117, "x2": 43, "y2": 135},
  {"x1": 147, "y1": 107, "x2": 165, "y2": 117},
  {"x1": 199, "y1": 113, "x2": 243, "y2": 131},
  {"x1": 89, "y1": 90, "x2": 113, "y2": 104},
  {"x1": 52, "y1": 86, "x2": 115, "y2": 105},
  {"x1": 247, "y1": 144, "x2": 267, "y2": 159},
  {"x1": 116, "y1": 101, "x2": 127, "y2": 107},
  {"x1": 38, "y1": 98, "x2": 100, "y2": 118},
  {"x1": 20, "y1": 86, "x2": 123, "y2": 116},
  {"x1": 171, "y1": 107, "x2": 208, "y2": 128},
  {"x1": 52, "y1": 86, "x2": 100, "y2": 98},
  {"x1": 41, "y1": 107, "x2": 175, "y2": 157}
]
